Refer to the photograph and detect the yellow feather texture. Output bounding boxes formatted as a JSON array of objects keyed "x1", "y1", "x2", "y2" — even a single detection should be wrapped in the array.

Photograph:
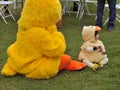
[{"x1": 1, "y1": 0, "x2": 66, "y2": 79}]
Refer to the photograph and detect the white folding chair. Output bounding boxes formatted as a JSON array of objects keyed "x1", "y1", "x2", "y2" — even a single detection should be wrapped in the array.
[
  {"x1": 0, "y1": 0, "x2": 15, "y2": 24},
  {"x1": 79, "y1": 0, "x2": 97, "y2": 20},
  {"x1": 13, "y1": 0, "x2": 24, "y2": 10},
  {"x1": 62, "y1": 0, "x2": 82, "y2": 18},
  {"x1": 103, "y1": 3, "x2": 120, "y2": 26},
  {"x1": 84, "y1": 0, "x2": 97, "y2": 15}
]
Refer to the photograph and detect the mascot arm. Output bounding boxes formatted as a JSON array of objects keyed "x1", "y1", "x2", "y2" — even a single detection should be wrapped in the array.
[
  {"x1": 81, "y1": 41, "x2": 106, "y2": 53},
  {"x1": 43, "y1": 32, "x2": 66, "y2": 58},
  {"x1": 81, "y1": 42, "x2": 95, "y2": 52},
  {"x1": 85, "y1": 47, "x2": 94, "y2": 52},
  {"x1": 26, "y1": 27, "x2": 66, "y2": 58}
]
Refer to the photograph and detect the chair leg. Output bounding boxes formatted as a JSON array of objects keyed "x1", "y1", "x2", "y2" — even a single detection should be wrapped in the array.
[
  {"x1": 103, "y1": 18, "x2": 109, "y2": 26},
  {"x1": 0, "y1": 5, "x2": 15, "y2": 24},
  {"x1": 116, "y1": 17, "x2": 120, "y2": 23},
  {"x1": 75, "y1": 1, "x2": 82, "y2": 18},
  {"x1": 21, "y1": 0, "x2": 24, "y2": 8},
  {"x1": 7, "y1": 7, "x2": 15, "y2": 21},
  {"x1": 0, "y1": 14, "x2": 8, "y2": 24},
  {"x1": 62, "y1": 0, "x2": 70, "y2": 15},
  {"x1": 0, "y1": 6, "x2": 8, "y2": 24},
  {"x1": 103, "y1": 14, "x2": 120, "y2": 26},
  {"x1": 62, "y1": 0, "x2": 82, "y2": 17},
  {"x1": 116, "y1": 14, "x2": 120, "y2": 23},
  {"x1": 79, "y1": 3, "x2": 84, "y2": 20}
]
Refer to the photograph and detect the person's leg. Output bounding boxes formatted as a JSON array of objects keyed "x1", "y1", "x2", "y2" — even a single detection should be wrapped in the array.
[
  {"x1": 95, "y1": 0, "x2": 106, "y2": 28},
  {"x1": 73, "y1": 1, "x2": 78, "y2": 12},
  {"x1": 107, "y1": 0, "x2": 116, "y2": 31}
]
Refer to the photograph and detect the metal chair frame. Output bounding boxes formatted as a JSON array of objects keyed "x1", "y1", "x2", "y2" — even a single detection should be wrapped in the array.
[
  {"x1": 103, "y1": 3, "x2": 120, "y2": 26},
  {"x1": 62, "y1": 0, "x2": 82, "y2": 18},
  {"x1": 0, "y1": 1, "x2": 15, "y2": 24}
]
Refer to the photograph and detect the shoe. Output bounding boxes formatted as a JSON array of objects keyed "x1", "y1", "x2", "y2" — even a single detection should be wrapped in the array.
[{"x1": 107, "y1": 26, "x2": 114, "y2": 32}]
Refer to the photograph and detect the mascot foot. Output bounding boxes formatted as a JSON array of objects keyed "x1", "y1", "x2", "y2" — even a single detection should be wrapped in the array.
[
  {"x1": 1, "y1": 63, "x2": 17, "y2": 76},
  {"x1": 25, "y1": 71, "x2": 51, "y2": 79},
  {"x1": 92, "y1": 64, "x2": 98, "y2": 71},
  {"x1": 65, "y1": 60, "x2": 86, "y2": 70},
  {"x1": 99, "y1": 63, "x2": 104, "y2": 68}
]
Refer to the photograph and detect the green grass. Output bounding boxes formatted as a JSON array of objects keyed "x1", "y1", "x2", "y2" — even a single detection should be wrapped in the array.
[{"x1": 0, "y1": 2, "x2": 120, "y2": 90}]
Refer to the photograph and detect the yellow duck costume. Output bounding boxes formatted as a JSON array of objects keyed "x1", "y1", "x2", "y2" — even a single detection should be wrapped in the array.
[
  {"x1": 1, "y1": 0, "x2": 86, "y2": 79},
  {"x1": 78, "y1": 26, "x2": 108, "y2": 71}
]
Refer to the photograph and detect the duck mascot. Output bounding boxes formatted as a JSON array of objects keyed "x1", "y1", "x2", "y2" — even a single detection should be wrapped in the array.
[
  {"x1": 1, "y1": 0, "x2": 86, "y2": 79},
  {"x1": 78, "y1": 26, "x2": 108, "y2": 71}
]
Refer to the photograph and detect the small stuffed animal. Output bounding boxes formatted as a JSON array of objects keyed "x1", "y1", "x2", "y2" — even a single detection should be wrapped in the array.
[
  {"x1": 1, "y1": 0, "x2": 86, "y2": 79},
  {"x1": 78, "y1": 26, "x2": 108, "y2": 71}
]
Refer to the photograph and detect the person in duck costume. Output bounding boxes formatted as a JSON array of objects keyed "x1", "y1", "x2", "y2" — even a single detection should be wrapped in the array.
[
  {"x1": 1, "y1": 0, "x2": 86, "y2": 79},
  {"x1": 78, "y1": 26, "x2": 108, "y2": 71}
]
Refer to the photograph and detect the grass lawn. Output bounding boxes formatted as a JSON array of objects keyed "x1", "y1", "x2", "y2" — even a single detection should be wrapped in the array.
[{"x1": 0, "y1": 1, "x2": 120, "y2": 90}]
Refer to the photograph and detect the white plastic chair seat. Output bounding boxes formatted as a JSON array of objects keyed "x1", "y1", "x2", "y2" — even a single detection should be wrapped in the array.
[
  {"x1": 85, "y1": 0, "x2": 97, "y2": 3},
  {"x1": 0, "y1": 1, "x2": 13, "y2": 4}
]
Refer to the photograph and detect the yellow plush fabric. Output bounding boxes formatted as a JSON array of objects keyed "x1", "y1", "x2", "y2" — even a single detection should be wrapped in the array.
[
  {"x1": 82, "y1": 26, "x2": 95, "y2": 42},
  {"x1": 78, "y1": 26, "x2": 107, "y2": 63},
  {"x1": 1, "y1": 0, "x2": 66, "y2": 79}
]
